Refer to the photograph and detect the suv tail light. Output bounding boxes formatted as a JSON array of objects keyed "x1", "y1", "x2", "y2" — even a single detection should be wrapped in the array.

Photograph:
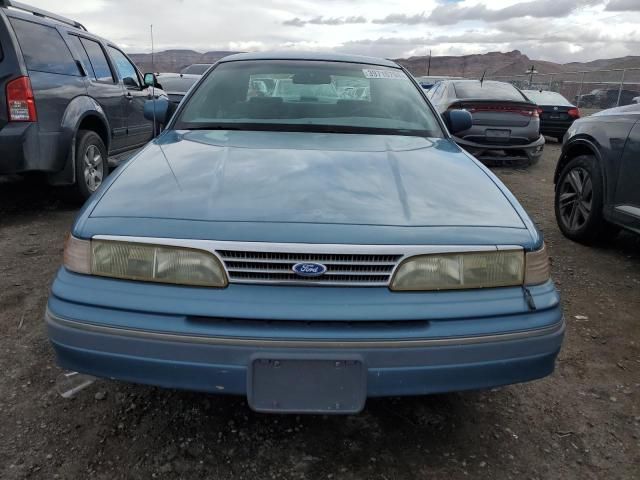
[
  {"x1": 567, "y1": 107, "x2": 580, "y2": 119},
  {"x1": 6, "y1": 76, "x2": 37, "y2": 122}
]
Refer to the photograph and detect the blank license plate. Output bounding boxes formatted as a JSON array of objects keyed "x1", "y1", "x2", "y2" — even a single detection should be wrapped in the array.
[
  {"x1": 486, "y1": 129, "x2": 511, "y2": 139},
  {"x1": 248, "y1": 357, "x2": 366, "y2": 414}
]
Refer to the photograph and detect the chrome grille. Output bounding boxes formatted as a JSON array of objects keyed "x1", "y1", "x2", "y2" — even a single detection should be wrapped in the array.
[{"x1": 217, "y1": 250, "x2": 403, "y2": 286}]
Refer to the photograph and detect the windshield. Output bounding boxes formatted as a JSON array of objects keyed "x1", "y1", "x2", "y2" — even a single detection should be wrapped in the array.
[
  {"x1": 523, "y1": 90, "x2": 572, "y2": 106},
  {"x1": 175, "y1": 60, "x2": 444, "y2": 137},
  {"x1": 453, "y1": 81, "x2": 528, "y2": 102}
]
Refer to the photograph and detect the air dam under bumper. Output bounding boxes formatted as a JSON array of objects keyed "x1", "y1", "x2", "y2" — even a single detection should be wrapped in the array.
[
  {"x1": 455, "y1": 134, "x2": 545, "y2": 164},
  {"x1": 46, "y1": 305, "x2": 564, "y2": 406}
]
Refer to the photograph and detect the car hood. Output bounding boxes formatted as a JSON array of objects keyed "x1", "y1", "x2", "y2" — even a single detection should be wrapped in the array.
[{"x1": 90, "y1": 130, "x2": 526, "y2": 231}]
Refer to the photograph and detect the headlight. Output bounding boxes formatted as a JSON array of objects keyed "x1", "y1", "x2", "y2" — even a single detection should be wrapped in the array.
[
  {"x1": 390, "y1": 249, "x2": 525, "y2": 291},
  {"x1": 63, "y1": 236, "x2": 227, "y2": 288},
  {"x1": 390, "y1": 245, "x2": 551, "y2": 292}
]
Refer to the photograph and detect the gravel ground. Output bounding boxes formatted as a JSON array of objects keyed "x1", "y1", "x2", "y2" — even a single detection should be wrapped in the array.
[{"x1": 1, "y1": 141, "x2": 639, "y2": 479}]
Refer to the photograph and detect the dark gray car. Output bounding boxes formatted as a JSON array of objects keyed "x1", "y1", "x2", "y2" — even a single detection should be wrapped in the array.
[
  {"x1": 155, "y1": 72, "x2": 200, "y2": 104},
  {"x1": 180, "y1": 63, "x2": 213, "y2": 75},
  {"x1": 0, "y1": 1, "x2": 165, "y2": 199},
  {"x1": 554, "y1": 103, "x2": 640, "y2": 242},
  {"x1": 427, "y1": 80, "x2": 544, "y2": 164}
]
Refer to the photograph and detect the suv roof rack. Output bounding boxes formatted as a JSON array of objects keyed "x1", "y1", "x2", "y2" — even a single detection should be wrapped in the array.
[{"x1": 0, "y1": 0, "x2": 88, "y2": 31}]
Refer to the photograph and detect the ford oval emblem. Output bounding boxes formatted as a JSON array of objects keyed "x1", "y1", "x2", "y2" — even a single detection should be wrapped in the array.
[{"x1": 292, "y1": 262, "x2": 327, "y2": 277}]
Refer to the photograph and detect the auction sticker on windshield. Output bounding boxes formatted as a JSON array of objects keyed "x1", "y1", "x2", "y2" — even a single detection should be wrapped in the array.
[{"x1": 362, "y1": 69, "x2": 406, "y2": 80}]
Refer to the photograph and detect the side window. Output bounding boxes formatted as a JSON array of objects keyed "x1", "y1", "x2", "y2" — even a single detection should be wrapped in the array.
[
  {"x1": 107, "y1": 47, "x2": 141, "y2": 88},
  {"x1": 67, "y1": 35, "x2": 94, "y2": 78},
  {"x1": 9, "y1": 18, "x2": 80, "y2": 76},
  {"x1": 80, "y1": 38, "x2": 114, "y2": 83}
]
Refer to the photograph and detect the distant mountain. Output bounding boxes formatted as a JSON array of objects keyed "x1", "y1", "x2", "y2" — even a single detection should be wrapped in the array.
[
  {"x1": 128, "y1": 50, "x2": 240, "y2": 73},
  {"x1": 395, "y1": 50, "x2": 640, "y2": 78},
  {"x1": 127, "y1": 48, "x2": 640, "y2": 78}
]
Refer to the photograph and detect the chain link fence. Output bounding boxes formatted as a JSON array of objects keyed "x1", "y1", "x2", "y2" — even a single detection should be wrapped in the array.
[{"x1": 485, "y1": 68, "x2": 640, "y2": 113}]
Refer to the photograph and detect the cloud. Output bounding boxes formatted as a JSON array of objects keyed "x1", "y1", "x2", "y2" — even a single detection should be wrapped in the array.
[
  {"x1": 374, "y1": 0, "x2": 603, "y2": 25},
  {"x1": 283, "y1": 15, "x2": 367, "y2": 27},
  {"x1": 606, "y1": 0, "x2": 640, "y2": 11},
  {"x1": 283, "y1": 17, "x2": 306, "y2": 27},
  {"x1": 21, "y1": 0, "x2": 640, "y2": 65},
  {"x1": 372, "y1": 13, "x2": 428, "y2": 25}
]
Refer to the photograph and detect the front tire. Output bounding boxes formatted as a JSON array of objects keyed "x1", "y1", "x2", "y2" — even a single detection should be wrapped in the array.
[
  {"x1": 554, "y1": 155, "x2": 619, "y2": 243},
  {"x1": 72, "y1": 130, "x2": 108, "y2": 201}
]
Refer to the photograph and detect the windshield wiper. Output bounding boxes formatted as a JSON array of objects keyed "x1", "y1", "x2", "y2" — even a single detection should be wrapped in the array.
[{"x1": 176, "y1": 122, "x2": 436, "y2": 137}]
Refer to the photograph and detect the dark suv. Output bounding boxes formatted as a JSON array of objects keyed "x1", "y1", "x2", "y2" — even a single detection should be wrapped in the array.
[{"x1": 0, "y1": 1, "x2": 164, "y2": 199}]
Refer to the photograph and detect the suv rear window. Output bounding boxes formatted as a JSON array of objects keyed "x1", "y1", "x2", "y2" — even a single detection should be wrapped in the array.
[
  {"x1": 9, "y1": 18, "x2": 79, "y2": 76},
  {"x1": 453, "y1": 81, "x2": 527, "y2": 102}
]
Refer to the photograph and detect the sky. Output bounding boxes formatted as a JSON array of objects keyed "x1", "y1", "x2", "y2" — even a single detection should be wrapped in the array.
[{"x1": 23, "y1": 0, "x2": 640, "y2": 63}]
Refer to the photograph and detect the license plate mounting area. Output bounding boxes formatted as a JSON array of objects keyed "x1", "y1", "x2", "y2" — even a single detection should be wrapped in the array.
[{"x1": 247, "y1": 355, "x2": 366, "y2": 414}]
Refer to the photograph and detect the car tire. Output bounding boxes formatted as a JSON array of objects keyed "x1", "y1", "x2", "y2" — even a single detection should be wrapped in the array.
[
  {"x1": 555, "y1": 154, "x2": 619, "y2": 243},
  {"x1": 71, "y1": 130, "x2": 108, "y2": 201}
]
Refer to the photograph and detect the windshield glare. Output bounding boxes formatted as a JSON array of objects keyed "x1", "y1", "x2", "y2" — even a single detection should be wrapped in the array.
[{"x1": 175, "y1": 60, "x2": 443, "y2": 137}]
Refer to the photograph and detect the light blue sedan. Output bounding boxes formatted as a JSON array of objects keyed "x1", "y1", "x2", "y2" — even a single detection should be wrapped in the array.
[{"x1": 47, "y1": 52, "x2": 564, "y2": 414}]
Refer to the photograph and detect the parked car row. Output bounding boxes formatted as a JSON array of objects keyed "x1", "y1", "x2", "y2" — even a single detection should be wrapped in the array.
[{"x1": 575, "y1": 88, "x2": 640, "y2": 109}]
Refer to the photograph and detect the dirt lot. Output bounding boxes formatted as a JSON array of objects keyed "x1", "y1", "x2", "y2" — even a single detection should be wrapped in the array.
[{"x1": 1, "y1": 142, "x2": 639, "y2": 480}]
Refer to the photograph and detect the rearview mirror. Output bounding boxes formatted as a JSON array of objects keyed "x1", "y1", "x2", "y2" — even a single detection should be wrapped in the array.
[{"x1": 442, "y1": 109, "x2": 473, "y2": 135}]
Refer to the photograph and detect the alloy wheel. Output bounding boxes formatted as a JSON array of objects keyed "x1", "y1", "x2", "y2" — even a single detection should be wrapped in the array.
[
  {"x1": 83, "y1": 144, "x2": 104, "y2": 192},
  {"x1": 558, "y1": 166, "x2": 593, "y2": 231}
]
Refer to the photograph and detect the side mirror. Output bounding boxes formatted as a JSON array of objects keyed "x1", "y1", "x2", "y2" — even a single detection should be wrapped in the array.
[
  {"x1": 144, "y1": 72, "x2": 161, "y2": 88},
  {"x1": 144, "y1": 98, "x2": 173, "y2": 126},
  {"x1": 123, "y1": 77, "x2": 138, "y2": 89},
  {"x1": 442, "y1": 109, "x2": 473, "y2": 135}
]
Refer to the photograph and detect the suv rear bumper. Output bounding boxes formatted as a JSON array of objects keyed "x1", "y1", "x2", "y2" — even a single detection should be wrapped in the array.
[
  {"x1": 0, "y1": 122, "x2": 39, "y2": 173},
  {"x1": 454, "y1": 134, "x2": 545, "y2": 164},
  {"x1": 0, "y1": 122, "x2": 63, "y2": 174}
]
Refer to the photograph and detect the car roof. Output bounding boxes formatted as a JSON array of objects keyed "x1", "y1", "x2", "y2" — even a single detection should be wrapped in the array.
[
  {"x1": 4, "y1": 7, "x2": 111, "y2": 44},
  {"x1": 219, "y1": 51, "x2": 400, "y2": 68}
]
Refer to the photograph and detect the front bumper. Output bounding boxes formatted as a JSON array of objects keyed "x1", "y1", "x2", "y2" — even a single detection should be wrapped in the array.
[
  {"x1": 46, "y1": 269, "x2": 565, "y2": 407},
  {"x1": 454, "y1": 134, "x2": 545, "y2": 164},
  {"x1": 47, "y1": 309, "x2": 564, "y2": 399}
]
